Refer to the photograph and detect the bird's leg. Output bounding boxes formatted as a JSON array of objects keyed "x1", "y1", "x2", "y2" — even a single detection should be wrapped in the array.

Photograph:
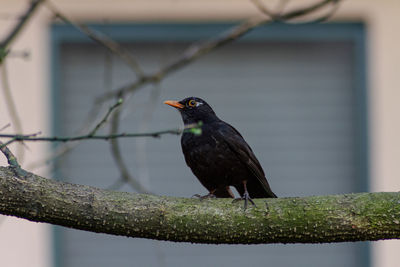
[
  {"x1": 192, "y1": 189, "x2": 217, "y2": 200},
  {"x1": 232, "y1": 180, "x2": 255, "y2": 209}
]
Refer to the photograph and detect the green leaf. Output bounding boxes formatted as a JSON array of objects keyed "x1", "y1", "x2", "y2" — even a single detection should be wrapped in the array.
[{"x1": 189, "y1": 127, "x2": 202, "y2": 136}]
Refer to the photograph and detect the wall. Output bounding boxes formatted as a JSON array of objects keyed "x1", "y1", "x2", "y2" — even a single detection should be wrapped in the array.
[{"x1": 0, "y1": 1, "x2": 399, "y2": 266}]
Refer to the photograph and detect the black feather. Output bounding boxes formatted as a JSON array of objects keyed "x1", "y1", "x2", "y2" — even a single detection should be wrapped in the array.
[{"x1": 166, "y1": 97, "x2": 277, "y2": 200}]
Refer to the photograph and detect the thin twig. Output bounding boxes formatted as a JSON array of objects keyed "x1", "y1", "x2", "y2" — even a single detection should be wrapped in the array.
[
  {"x1": 298, "y1": 1, "x2": 341, "y2": 24},
  {"x1": 108, "y1": 99, "x2": 152, "y2": 194},
  {"x1": 0, "y1": 0, "x2": 44, "y2": 60},
  {"x1": 97, "y1": 0, "x2": 341, "y2": 102},
  {"x1": 7, "y1": 50, "x2": 30, "y2": 60},
  {"x1": 1, "y1": 60, "x2": 25, "y2": 161},
  {"x1": 26, "y1": 102, "x2": 106, "y2": 170},
  {"x1": 250, "y1": 0, "x2": 275, "y2": 18},
  {"x1": 88, "y1": 98, "x2": 123, "y2": 136},
  {"x1": 27, "y1": 98, "x2": 121, "y2": 169},
  {"x1": 0, "y1": 122, "x2": 204, "y2": 147},
  {"x1": 0, "y1": 124, "x2": 11, "y2": 132},
  {"x1": 0, "y1": 129, "x2": 182, "y2": 144},
  {"x1": 45, "y1": 0, "x2": 144, "y2": 77},
  {"x1": 133, "y1": 84, "x2": 161, "y2": 193},
  {"x1": 96, "y1": 16, "x2": 270, "y2": 102},
  {"x1": 279, "y1": 0, "x2": 339, "y2": 21},
  {"x1": 251, "y1": 0, "x2": 340, "y2": 22},
  {"x1": 0, "y1": 140, "x2": 20, "y2": 168},
  {"x1": 26, "y1": 98, "x2": 120, "y2": 170}
]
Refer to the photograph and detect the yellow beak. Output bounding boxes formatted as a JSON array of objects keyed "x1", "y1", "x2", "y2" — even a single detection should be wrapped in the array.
[{"x1": 164, "y1": 100, "x2": 184, "y2": 109}]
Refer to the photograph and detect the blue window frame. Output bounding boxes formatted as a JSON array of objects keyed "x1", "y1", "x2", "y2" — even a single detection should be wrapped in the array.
[{"x1": 50, "y1": 22, "x2": 369, "y2": 267}]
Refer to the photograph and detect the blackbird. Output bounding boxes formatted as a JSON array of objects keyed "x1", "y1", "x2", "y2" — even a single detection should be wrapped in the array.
[{"x1": 164, "y1": 97, "x2": 277, "y2": 208}]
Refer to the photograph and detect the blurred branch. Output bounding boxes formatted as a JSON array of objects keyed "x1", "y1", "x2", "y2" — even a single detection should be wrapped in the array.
[
  {"x1": 279, "y1": 0, "x2": 340, "y2": 21},
  {"x1": 0, "y1": 60, "x2": 25, "y2": 161},
  {"x1": 305, "y1": 1, "x2": 341, "y2": 24},
  {"x1": 96, "y1": 16, "x2": 270, "y2": 102},
  {"x1": 252, "y1": 0, "x2": 342, "y2": 22},
  {"x1": 0, "y1": 96, "x2": 180, "y2": 146},
  {"x1": 0, "y1": 0, "x2": 44, "y2": 63},
  {"x1": 88, "y1": 98, "x2": 123, "y2": 136},
  {"x1": 133, "y1": 84, "x2": 162, "y2": 193},
  {"x1": 96, "y1": 0, "x2": 342, "y2": 102},
  {"x1": 7, "y1": 50, "x2": 30, "y2": 60},
  {"x1": 45, "y1": 0, "x2": 144, "y2": 77},
  {"x1": 108, "y1": 98, "x2": 152, "y2": 194},
  {"x1": 26, "y1": 101, "x2": 106, "y2": 170},
  {"x1": 0, "y1": 124, "x2": 11, "y2": 132},
  {"x1": 250, "y1": 0, "x2": 275, "y2": 18}
]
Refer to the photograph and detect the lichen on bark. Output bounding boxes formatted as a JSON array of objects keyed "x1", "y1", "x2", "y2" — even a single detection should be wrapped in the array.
[{"x1": 0, "y1": 166, "x2": 399, "y2": 244}]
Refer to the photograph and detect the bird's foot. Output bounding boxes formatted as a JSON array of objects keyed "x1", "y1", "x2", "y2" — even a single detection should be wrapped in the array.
[
  {"x1": 192, "y1": 193, "x2": 217, "y2": 200},
  {"x1": 232, "y1": 192, "x2": 256, "y2": 210}
]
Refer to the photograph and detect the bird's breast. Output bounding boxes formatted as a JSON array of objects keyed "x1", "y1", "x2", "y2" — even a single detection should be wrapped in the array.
[{"x1": 181, "y1": 130, "x2": 239, "y2": 169}]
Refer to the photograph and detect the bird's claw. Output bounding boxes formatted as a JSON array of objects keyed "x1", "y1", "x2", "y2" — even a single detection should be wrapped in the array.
[
  {"x1": 192, "y1": 193, "x2": 216, "y2": 200},
  {"x1": 232, "y1": 192, "x2": 256, "y2": 210}
]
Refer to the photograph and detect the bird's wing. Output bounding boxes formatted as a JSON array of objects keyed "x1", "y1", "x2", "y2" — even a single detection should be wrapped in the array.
[{"x1": 216, "y1": 122, "x2": 277, "y2": 198}]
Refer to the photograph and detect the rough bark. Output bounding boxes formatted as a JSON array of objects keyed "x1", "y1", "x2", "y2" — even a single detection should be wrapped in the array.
[{"x1": 0, "y1": 166, "x2": 399, "y2": 244}]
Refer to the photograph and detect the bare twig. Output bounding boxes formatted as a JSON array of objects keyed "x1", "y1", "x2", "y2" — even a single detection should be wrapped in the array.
[
  {"x1": 0, "y1": 0, "x2": 44, "y2": 62},
  {"x1": 250, "y1": 0, "x2": 275, "y2": 18},
  {"x1": 251, "y1": 0, "x2": 340, "y2": 22},
  {"x1": 26, "y1": 101, "x2": 107, "y2": 170},
  {"x1": 0, "y1": 124, "x2": 11, "y2": 132},
  {"x1": 0, "y1": 140, "x2": 24, "y2": 176},
  {"x1": 88, "y1": 98, "x2": 123, "y2": 136},
  {"x1": 279, "y1": 0, "x2": 339, "y2": 21},
  {"x1": 1, "y1": 60, "x2": 25, "y2": 162},
  {"x1": 0, "y1": 129, "x2": 181, "y2": 144},
  {"x1": 27, "y1": 98, "x2": 124, "y2": 169},
  {"x1": 45, "y1": 1, "x2": 144, "y2": 77},
  {"x1": 133, "y1": 84, "x2": 162, "y2": 193},
  {"x1": 108, "y1": 99, "x2": 152, "y2": 194},
  {"x1": 301, "y1": 1, "x2": 341, "y2": 24},
  {"x1": 7, "y1": 50, "x2": 30, "y2": 60},
  {"x1": 97, "y1": 0, "x2": 341, "y2": 102},
  {"x1": 96, "y1": 16, "x2": 270, "y2": 102}
]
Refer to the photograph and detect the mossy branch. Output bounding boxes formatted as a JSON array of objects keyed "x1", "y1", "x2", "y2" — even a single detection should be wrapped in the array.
[{"x1": 0, "y1": 166, "x2": 399, "y2": 244}]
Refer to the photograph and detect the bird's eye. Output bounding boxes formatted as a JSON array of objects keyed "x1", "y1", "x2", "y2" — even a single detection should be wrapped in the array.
[{"x1": 188, "y1": 99, "x2": 197, "y2": 107}]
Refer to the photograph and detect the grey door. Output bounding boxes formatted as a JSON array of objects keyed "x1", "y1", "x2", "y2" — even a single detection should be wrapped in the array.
[{"x1": 53, "y1": 23, "x2": 368, "y2": 267}]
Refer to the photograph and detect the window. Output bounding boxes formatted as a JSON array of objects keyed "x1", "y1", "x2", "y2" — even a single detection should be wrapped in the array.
[{"x1": 52, "y1": 23, "x2": 369, "y2": 267}]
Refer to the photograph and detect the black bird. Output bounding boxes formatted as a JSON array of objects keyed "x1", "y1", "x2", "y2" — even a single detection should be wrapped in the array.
[{"x1": 164, "y1": 97, "x2": 277, "y2": 208}]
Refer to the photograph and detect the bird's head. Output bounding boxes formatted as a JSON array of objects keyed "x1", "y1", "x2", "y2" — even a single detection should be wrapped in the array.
[{"x1": 164, "y1": 97, "x2": 218, "y2": 125}]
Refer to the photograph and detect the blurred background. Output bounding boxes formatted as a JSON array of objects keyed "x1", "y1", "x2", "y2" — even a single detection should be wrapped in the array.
[{"x1": 0, "y1": 0, "x2": 399, "y2": 267}]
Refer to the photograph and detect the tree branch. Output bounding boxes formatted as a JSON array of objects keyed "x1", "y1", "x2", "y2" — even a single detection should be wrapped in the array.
[
  {"x1": 45, "y1": 1, "x2": 144, "y2": 76},
  {"x1": 108, "y1": 97, "x2": 152, "y2": 194},
  {"x1": 96, "y1": 16, "x2": 271, "y2": 102},
  {"x1": 0, "y1": 166, "x2": 399, "y2": 244},
  {"x1": 95, "y1": 0, "x2": 342, "y2": 102},
  {"x1": 0, "y1": 0, "x2": 44, "y2": 63},
  {"x1": 0, "y1": 129, "x2": 181, "y2": 144},
  {"x1": 1, "y1": 60, "x2": 25, "y2": 161},
  {"x1": 0, "y1": 142, "x2": 20, "y2": 168},
  {"x1": 251, "y1": 0, "x2": 341, "y2": 23}
]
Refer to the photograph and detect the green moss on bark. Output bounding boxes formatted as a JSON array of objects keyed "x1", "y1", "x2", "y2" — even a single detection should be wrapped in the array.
[{"x1": 0, "y1": 166, "x2": 399, "y2": 244}]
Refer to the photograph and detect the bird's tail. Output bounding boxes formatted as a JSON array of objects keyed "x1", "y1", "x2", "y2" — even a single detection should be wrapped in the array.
[{"x1": 246, "y1": 179, "x2": 277, "y2": 198}]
